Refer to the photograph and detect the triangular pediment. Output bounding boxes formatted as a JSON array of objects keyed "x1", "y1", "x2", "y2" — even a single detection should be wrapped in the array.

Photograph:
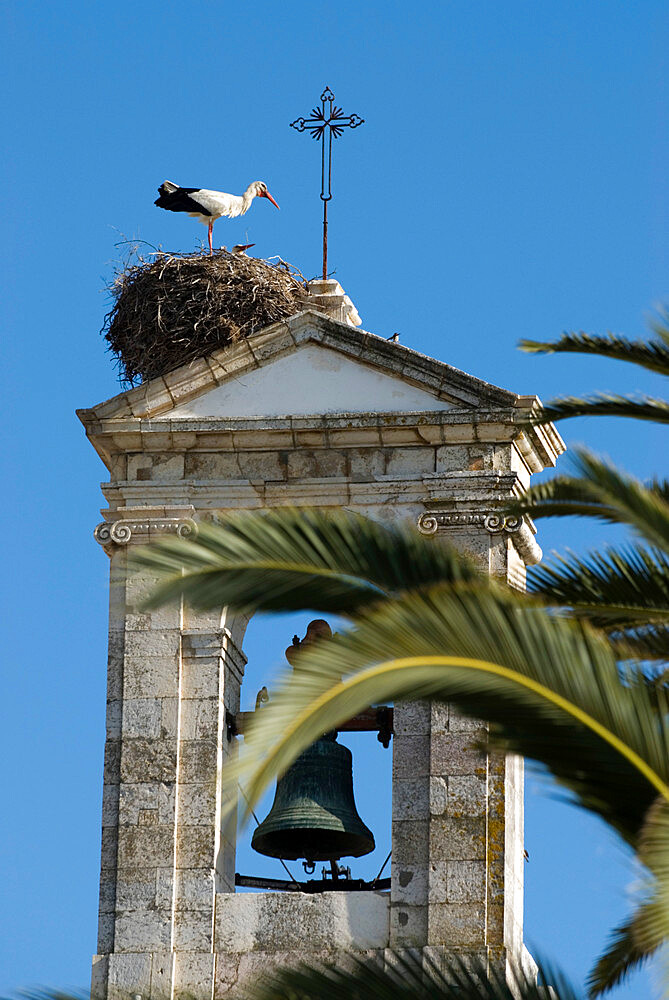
[
  {"x1": 79, "y1": 310, "x2": 520, "y2": 426},
  {"x1": 165, "y1": 341, "x2": 454, "y2": 419}
]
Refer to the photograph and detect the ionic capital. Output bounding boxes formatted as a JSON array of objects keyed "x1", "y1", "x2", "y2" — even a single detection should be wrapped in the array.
[
  {"x1": 94, "y1": 505, "x2": 197, "y2": 551},
  {"x1": 416, "y1": 508, "x2": 541, "y2": 565}
]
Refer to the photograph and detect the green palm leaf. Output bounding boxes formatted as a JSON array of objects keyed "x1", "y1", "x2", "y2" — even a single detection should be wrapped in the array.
[
  {"x1": 229, "y1": 584, "x2": 668, "y2": 847},
  {"x1": 528, "y1": 394, "x2": 669, "y2": 425},
  {"x1": 519, "y1": 330, "x2": 669, "y2": 377},
  {"x1": 509, "y1": 452, "x2": 669, "y2": 552},
  {"x1": 528, "y1": 545, "x2": 669, "y2": 632},
  {"x1": 130, "y1": 508, "x2": 482, "y2": 615},
  {"x1": 614, "y1": 625, "x2": 669, "y2": 660},
  {"x1": 587, "y1": 917, "x2": 649, "y2": 996},
  {"x1": 247, "y1": 949, "x2": 581, "y2": 1000}
]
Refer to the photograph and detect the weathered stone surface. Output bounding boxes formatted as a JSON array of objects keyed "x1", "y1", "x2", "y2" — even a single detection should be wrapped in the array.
[
  {"x1": 428, "y1": 902, "x2": 487, "y2": 947},
  {"x1": 430, "y1": 733, "x2": 488, "y2": 775},
  {"x1": 215, "y1": 892, "x2": 389, "y2": 954},
  {"x1": 429, "y1": 817, "x2": 487, "y2": 860},
  {"x1": 393, "y1": 735, "x2": 430, "y2": 777},
  {"x1": 120, "y1": 739, "x2": 177, "y2": 783}
]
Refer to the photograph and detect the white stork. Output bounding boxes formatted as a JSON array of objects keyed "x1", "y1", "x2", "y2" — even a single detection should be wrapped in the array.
[{"x1": 155, "y1": 180, "x2": 280, "y2": 254}]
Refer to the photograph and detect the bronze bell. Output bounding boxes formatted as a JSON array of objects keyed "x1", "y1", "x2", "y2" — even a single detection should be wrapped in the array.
[
  {"x1": 251, "y1": 733, "x2": 375, "y2": 861},
  {"x1": 251, "y1": 621, "x2": 375, "y2": 863}
]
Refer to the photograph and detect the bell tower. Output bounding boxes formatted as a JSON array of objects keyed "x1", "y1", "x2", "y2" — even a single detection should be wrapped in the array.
[{"x1": 79, "y1": 282, "x2": 564, "y2": 998}]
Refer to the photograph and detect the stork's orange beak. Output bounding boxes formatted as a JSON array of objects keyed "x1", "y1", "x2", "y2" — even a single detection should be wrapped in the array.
[{"x1": 263, "y1": 190, "x2": 280, "y2": 210}]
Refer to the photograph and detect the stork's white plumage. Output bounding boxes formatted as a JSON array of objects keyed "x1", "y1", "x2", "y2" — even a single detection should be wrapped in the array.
[{"x1": 155, "y1": 180, "x2": 280, "y2": 254}]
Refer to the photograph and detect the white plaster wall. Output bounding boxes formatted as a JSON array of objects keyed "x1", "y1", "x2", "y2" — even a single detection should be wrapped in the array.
[{"x1": 166, "y1": 344, "x2": 451, "y2": 418}]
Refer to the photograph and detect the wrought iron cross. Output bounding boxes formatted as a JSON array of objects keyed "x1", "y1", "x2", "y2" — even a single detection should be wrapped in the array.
[{"x1": 290, "y1": 86, "x2": 364, "y2": 280}]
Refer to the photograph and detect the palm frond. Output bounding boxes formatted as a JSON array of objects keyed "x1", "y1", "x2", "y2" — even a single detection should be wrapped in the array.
[
  {"x1": 630, "y1": 800, "x2": 669, "y2": 967},
  {"x1": 614, "y1": 626, "x2": 669, "y2": 661},
  {"x1": 247, "y1": 948, "x2": 581, "y2": 1000},
  {"x1": 129, "y1": 508, "x2": 482, "y2": 614},
  {"x1": 527, "y1": 394, "x2": 669, "y2": 426},
  {"x1": 509, "y1": 452, "x2": 669, "y2": 552},
  {"x1": 519, "y1": 330, "x2": 669, "y2": 377},
  {"x1": 587, "y1": 917, "x2": 649, "y2": 997},
  {"x1": 588, "y1": 799, "x2": 669, "y2": 995},
  {"x1": 229, "y1": 584, "x2": 669, "y2": 846},
  {"x1": 528, "y1": 545, "x2": 669, "y2": 631}
]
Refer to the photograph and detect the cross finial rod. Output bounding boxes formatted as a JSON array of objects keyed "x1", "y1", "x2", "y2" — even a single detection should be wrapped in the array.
[{"x1": 290, "y1": 86, "x2": 364, "y2": 280}]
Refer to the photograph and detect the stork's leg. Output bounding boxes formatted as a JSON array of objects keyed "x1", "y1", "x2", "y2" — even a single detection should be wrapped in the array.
[{"x1": 208, "y1": 222, "x2": 214, "y2": 255}]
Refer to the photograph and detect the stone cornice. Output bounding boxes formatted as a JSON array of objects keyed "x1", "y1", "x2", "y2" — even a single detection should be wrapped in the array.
[{"x1": 94, "y1": 505, "x2": 196, "y2": 553}]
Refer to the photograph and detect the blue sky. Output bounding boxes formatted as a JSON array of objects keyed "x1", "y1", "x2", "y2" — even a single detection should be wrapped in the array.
[{"x1": 1, "y1": 1, "x2": 667, "y2": 997}]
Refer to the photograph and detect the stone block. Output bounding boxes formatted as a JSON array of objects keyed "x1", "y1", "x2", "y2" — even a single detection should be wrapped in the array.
[
  {"x1": 180, "y1": 697, "x2": 220, "y2": 740},
  {"x1": 348, "y1": 447, "x2": 386, "y2": 480},
  {"x1": 393, "y1": 700, "x2": 431, "y2": 736},
  {"x1": 123, "y1": 654, "x2": 179, "y2": 699},
  {"x1": 103, "y1": 739, "x2": 121, "y2": 784},
  {"x1": 185, "y1": 452, "x2": 243, "y2": 479},
  {"x1": 393, "y1": 735, "x2": 429, "y2": 778},
  {"x1": 385, "y1": 447, "x2": 435, "y2": 475},
  {"x1": 174, "y1": 952, "x2": 215, "y2": 999},
  {"x1": 428, "y1": 902, "x2": 486, "y2": 948},
  {"x1": 390, "y1": 903, "x2": 428, "y2": 945},
  {"x1": 391, "y1": 865, "x2": 428, "y2": 905},
  {"x1": 430, "y1": 701, "x2": 450, "y2": 733},
  {"x1": 179, "y1": 740, "x2": 218, "y2": 782},
  {"x1": 429, "y1": 817, "x2": 486, "y2": 861},
  {"x1": 97, "y1": 913, "x2": 115, "y2": 955},
  {"x1": 120, "y1": 738, "x2": 177, "y2": 783},
  {"x1": 174, "y1": 867, "x2": 216, "y2": 910},
  {"x1": 161, "y1": 697, "x2": 179, "y2": 738},
  {"x1": 214, "y1": 952, "x2": 241, "y2": 998},
  {"x1": 98, "y1": 868, "x2": 117, "y2": 912},
  {"x1": 178, "y1": 782, "x2": 216, "y2": 825},
  {"x1": 122, "y1": 698, "x2": 162, "y2": 738},
  {"x1": 106, "y1": 699, "x2": 122, "y2": 739},
  {"x1": 182, "y1": 661, "x2": 221, "y2": 700},
  {"x1": 178, "y1": 825, "x2": 215, "y2": 867},
  {"x1": 115, "y1": 866, "x2": 157, "y2": 909},
  {"x1": 214, "y1": 892, "x2": 389, "y2": 955},
  {"x1": 150, "y1": 951, "x2": 175, "y2": 1000},
  {"x1": 446, "y1": 860, "x2": 486, "y2": 903},
  {"x1": 107, "y1": 952, "x2": 152, "y2": 997},
  {"x1": 158, "y1": 781, "x2": 176, "y2": 824},
  {"x1": 124, "y1": 630, "x2": 180, "y2": 658},
  {"x1": 429, "y1": 776, "x2": 449, "y2": 816},
  {"x1": 174, "y1": 909, "x2": 214, "y2": 951},
  {"x1": 392, "y1": 820, "x2": 429, "y2": 865},
  {"x1": 102, "y1": 784, "x2": 120, "y2": 826},
  {"x1": 117, "y1": 780, "x2": 154, "y2": 825},
  {"x1": 392, "y1": 778, "x2": 429, "y2": 821},
  {"x1": 117, "y1": 825, "x2": 174, "y2": 867},
  {"x1": 434, "y1": 445, "x2": 470, "y2": 472},
  {"x1": 448, "y1": 775, "x2": 488, "y2": 817},
  {"x1": 430, "y1": 733, "x2": 487, "y2": 776},
  {"x1": 449, "y1": 708, "x2": 485, "y2": 733},
  {"x1": 100, "y1": 827, "x2": 118, "y2": 869},
  {"x1": 91, "y1": 954, "x2": 108, "y2": 1000},
  {"x1": 236, "y1": 451, "x2": 287, "y2": 481},
  {"x1": 114, "y1": 908, "x2": 172, "y2": 951}
]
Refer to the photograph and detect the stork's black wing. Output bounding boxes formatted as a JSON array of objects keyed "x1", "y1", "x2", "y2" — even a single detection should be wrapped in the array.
[{"x1": 154, "y1": 184, "x2": 213, "y2": 216}]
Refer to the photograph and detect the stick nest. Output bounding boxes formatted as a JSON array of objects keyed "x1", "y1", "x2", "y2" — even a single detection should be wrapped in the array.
[{"x1": 103, "y1": 249, "x2": 310, "y2": 385}]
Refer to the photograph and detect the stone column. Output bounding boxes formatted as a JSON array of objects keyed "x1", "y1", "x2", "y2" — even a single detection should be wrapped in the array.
[
  {"x1": 91, "y1": 508, "x2": 246, "y2": 1000},
  {"x1": 389, "y1": 496, "x2": 532, "y2": 965}
]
